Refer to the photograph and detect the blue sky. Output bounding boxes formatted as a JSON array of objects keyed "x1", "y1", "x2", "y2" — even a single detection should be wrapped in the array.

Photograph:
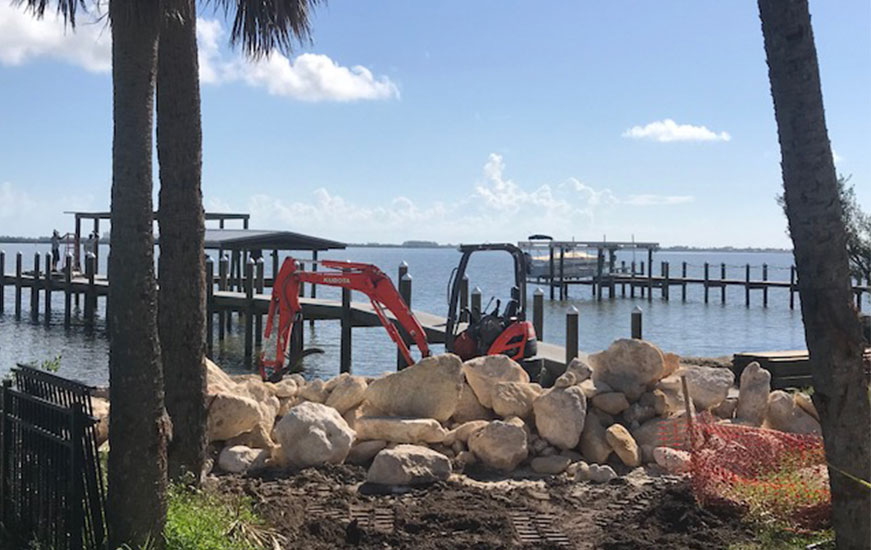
[{"x1": 1, "y1": 1, "x2": 869, "y2": 246}]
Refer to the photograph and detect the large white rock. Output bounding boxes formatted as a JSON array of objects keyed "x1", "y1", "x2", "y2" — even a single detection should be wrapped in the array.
[
  {"x1": 564, "y1": 357, "x2": 593, "y2": 383},
  {"x1": 632, "y1": 415, "x2": 690, "y2": 449},
  {"x1": 451, "y1": 382, "x2": 492, "y2": 423},
  {"x1": 273, "y1": 402, "x2": 355, "y2": 468},
  {"x1": 491, "y1": 382, "x2": 540, "y2": 418},
  {"x1": 579, "y1": 410, "x2": 612, "y2": 464},
  {"x1": 347, "y1": 440, "x2": 388, "y2": 465},
  {"x1": 218, "y1": 445, "x2": 268, "y2": 474},
  {"x1": 366, "y1": 445, "x2": 452, "y2": 485},
  {"x1": 578, "y1": 378, "x2": 613, "y2": 399},
  {"x1": 268, "y1": 378, "x2": 299, "y2": 399},
  {"x1": 207, "y1": 392, "x2": 262, "y2": 442},
  {"x1": 533, "y1": 386, "x2": 587, "y2": 450},
  {"x1": 591, "y1": 392, "x2": 630, "y2": 415},
  {"x1": 736, "y1": 362, "x2": 770, "y2": 426},
  {"x1": 462, "y1": 355, "x2": 529, "y2": 409},
  {"x1": 793, "y1": 392, "x2": 820, "y2": 422},
  {"x1": 355, "y1": 416, "x2": 447, "y2": 444},
  {"x1": 226, "y1": 423, "x2": 275, "y2": 450},
  {"x1": 298, "y1": 379, "x2": 329, "y2": 403},
  {"x1": 589, "y1": 339, "x2": 665, "y2": 401},
  {"x1": 764, "y1": 391, "x2": 822, "y2": 435},
  {"x1": 325, "y1": 375, "x2": 368, "y2": 414},
  {"x1": 605, "y1": 424, "x2": 641, "y2": 467},
  {"x1": 363, "y1": 354, "x2": 464, "y2": 422},
  {"x1": 468, "y1": 420, "x2": 528, "y2": 471},
  {"x1": 443, "y1": 420, "x2": 489, "y2": 446},
  {"x1": 206, "y1": 358, "x2": 236, "y2": 394},
  {"x1": 660, "y1": 366, "x2": 734, "y2": 411}
]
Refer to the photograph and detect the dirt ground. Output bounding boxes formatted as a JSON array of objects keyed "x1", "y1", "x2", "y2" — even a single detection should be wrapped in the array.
[{"x1": 214, "y1": 464, "x2": 755, "y2": 550}]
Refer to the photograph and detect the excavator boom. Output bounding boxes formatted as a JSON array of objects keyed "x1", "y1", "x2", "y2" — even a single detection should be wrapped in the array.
[{"x1": 260, "y1": 257, "x2": 431, "y2": 381}]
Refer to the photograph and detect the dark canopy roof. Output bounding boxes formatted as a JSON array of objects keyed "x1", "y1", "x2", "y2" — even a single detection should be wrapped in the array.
[{"x1": 203, "y1": 229, "x2": 345, "y2": 251}]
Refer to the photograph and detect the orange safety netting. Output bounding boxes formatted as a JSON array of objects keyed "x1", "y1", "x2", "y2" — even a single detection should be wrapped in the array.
[{"x1": 658, "y1": 413, "x2": 831, "y2": 529}]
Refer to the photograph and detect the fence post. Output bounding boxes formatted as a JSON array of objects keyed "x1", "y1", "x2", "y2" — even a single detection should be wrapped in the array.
[
  {"x1": 703, "y1": 262, "x2": 709, "y2": 304},
  {"x1": 565, "y1": 306, "x2": 578, "y2": 365},
  {"x1": 219, "y1": 254, "x2": 229, "y2": 339},
  {"x1": 0, "y1": 250, "x2": 4, "y2": 313},
  {"x1": 631, "y1": 306, "x2": 643, "y2": 339},
  {"x1": 459, "y1": 275, "x2": 469, "y2": 323},
  {"x1": 397, "y1": 273, "x2": 412, "y2": 370},
  {"x1": 64, "y1": 254, "x2": 72, "y2": 327},
  {"x1": 762, "y1": 264, "x2": 768, "y2": 307},
  {"x1": 31, "y1": 252, "x2": 40, "y2": 320},
  {"x1": 68, "y1": 402, "x2": 85, "y2": 550},
  {"x1": 15, "y1": 252, "x2": 22, "y2": 318},
  {"x1": 341, "y1": 287, "x2": 352, "y2": 373},
  {"x1": 85, "y1": 253, "x2": 96, "y2": 326},
  {"x1": 206, "y1": 257, "x2": 214, "y2": 356},
  {"x1": 681, "y1": 261, "x2": 687, "y2": 302},
  {"x1": 789, "y1": 266, "x2": 796, "y2": 310},
  {"x1": 533, "y1": 288, "x2": 544, "y2": 341},
  {"x1": 745, "y1": 264, "x2": 751, "y2": 307},
  {"x1": 43, "y1": 252, "x2": 52, "y2": 324}
]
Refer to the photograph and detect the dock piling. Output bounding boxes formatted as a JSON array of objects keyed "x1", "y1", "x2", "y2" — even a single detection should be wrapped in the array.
[
  {"x1": 762, "y1": 264, "x2": 769, "y2": 307},
  {"x1": 720, "y1": 263, "x2": 726, "y2": 304},
  {"x1": 43, "y1": 252, "x2": 52, "y2": 324},
  {"x1": 30, "y1": 253, "x2": 40, "y2": 320},
  {"x1": 255, "y1": 258, "x2": 264, "y2": 349},
  {"x1": 0, "y1": 250, "x2": 4, "y2": 313},
  {"x1": 533, "y1": 288, "x2": 544, "y2": 340},
  {"x1": 703, "y1": 262, "x2": 709, "y2": 304},
  {"x1": 640, "y1": 261, "x2": 646, "y2": 298},
  {"x1": 681, "y1": 262, "x2": 687, "y2": 301},
  {"x1": 745, "y1": 264, "x2": 751, "y2": 307},
  {"x1": 244, "y1": 258, "x2": 255, "y2": 368},
  {"x1": 459, "y1": 275, "x2": 469, "y2": 323},
  {"x1": 789, "y1": 266, "x2": 796, "y2": 310},
  {"x1": 631, "y1": 306, "x2": 642, "y2": 339},
  {"x1": 206, "y1": 257, "x2": 214, "y2": 355},
  {"x1": 397, "y1": 273, "x2": 413, "y2": 370},
  {"x1": 471, "y1": 286, "x2": 482, "y2": 319},
  {"x1": 646, "y1": 248, "x2": 653, "y2": 302},
  {"x1": 64, "y1": 254, "x2": 72, "y2": 327},
  {"x1": 663, "y1": 262, "x2": 670, "y2": 300},
  {"x1": 15, "y1": 252, "x2": 22, "y2": 318},
  {"x1": 84, "y1": 253, "x2": 96, "y2": 326},
  {"x1": 630, "y1": 262, "x2": 636, "y2": 298},
  {"x1": 219, "y1": 254, "x2": 228, "y2": 340},
  {"x1": 341, "y1": 287, "x2": 352, "y2": 373},
  {"x1": 565, "y1": 306, "x2": 578, "y2": 365}
]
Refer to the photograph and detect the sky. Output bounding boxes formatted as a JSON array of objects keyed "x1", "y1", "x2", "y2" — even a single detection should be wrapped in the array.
[{"x1": 0, "y1": 1, "x2": 869, "y2": 247}]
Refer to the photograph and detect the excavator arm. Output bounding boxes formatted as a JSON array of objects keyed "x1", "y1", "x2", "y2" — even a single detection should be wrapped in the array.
[{"x1": 260, "y1": 257, "x2": 431, "y2": 381}]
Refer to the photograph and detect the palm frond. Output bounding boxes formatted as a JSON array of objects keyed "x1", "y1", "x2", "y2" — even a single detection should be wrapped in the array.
[
  {"x1": 210, "y1": 0, "x2": 325, "y2": 58},
  {"x1": 13, "y1": 0, "x2": 88, "y2": 28}
]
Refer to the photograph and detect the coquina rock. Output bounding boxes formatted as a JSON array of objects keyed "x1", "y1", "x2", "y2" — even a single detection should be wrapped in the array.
[
  {"x1": 662, "y1": 353, "x2": 681, "y2": 379},
  {"x1": 207, "y1": 392, "x2": 262, "y2": 442},
  {"x1": 591, "y1": 392, "x2": 630, "y2": 415},
  {"x1": 90, "y1": 397, "x2": 110, "y2": 447},
  {"x1": 363, "y1": 354, "x2": 464, "y2": 422},
  {"x1": 491, "y1": 381, "x2": 540, "y2": 418},
  {"x1": 367, "y1": 445, "x2": 452, "y2": 486},
  {"x1": 355, "y1": 416, "x2": 447, "y2": 444},
  {"x1": 579, "y1": 411, "x2": 612, "y2": 464},
  {"x1": 533, "y1": 386, "x2": 586, "y2": 450},
  {"x1": 564, "y1": 357, "x2": 593, "y2": 383},
  {"x1": 764, "y1": 391, "x2": 821, "y2": 435},
  {"x1": 660, "y1": 366, "x2": 734, "y2": 411},
  {"x1": 226, "y1": 423, "x2": 275, "y2": 450},
  {"x1": 530, "y1": 455, "x2": 571, "y2": 475},
  {"x1": 299, "y1": 379, "x2": 329, "y2": 403},
  {"x1": 653, "y1": 446, "x2": 691, "y2": 474},
  {"x1": 578, "y1": 378, "x2": 613, "y2": 399},
  {"x1": 589, "y1": 339, "x2": 665, "y2": 401},
  {"x1": 443, "y1": 420, "x2": 489, "y2": 446},
  {"x1": 273, "y1": 402, "x2": 355, "y2": 468},
  {"x1": 269, "y1": 378, "x2": 299, "y2": 399},
  {"x1": 468, "y1": 420, "x2": 528, "y2": 471},
  {"x1": 605, "y1": 424, "x2": 641, "y2": 467},
  {"x1": 451, "y1": 382, "x2": 492, "y2": 423},
  {"x1": 793, "y1": 392, "x2": 820, "y2": 422},
  {"x1": 347, "y1": 440, "x2": 388, "y2": 465},
  {"x1": 632, "y1": 415, "x2": 689, "y2": 449},
  {"x1": 325, "y1": 375, "x2": 368, "y2": 414},
  {"x1": 462, "y1": 355, "x2": 530, "y2": 409},
  {"x1": 218, "y1": 445, "x2": 268, "y2": 474},
  {"x1": 711, "y1": 398, "x2": 738, "y2": 420},
  {"x1": 206, "y1": 358, "x2": 236, "y2": 394}
]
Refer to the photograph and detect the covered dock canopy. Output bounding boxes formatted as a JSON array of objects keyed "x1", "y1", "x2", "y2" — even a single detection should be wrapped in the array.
[{"x1": 203, "y1": 229, "x2": 345, "y2": 252}]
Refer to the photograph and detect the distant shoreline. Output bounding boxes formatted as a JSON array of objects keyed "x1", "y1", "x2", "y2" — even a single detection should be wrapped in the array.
[{"x1": 0, "y1": 237, "x2": 791, "y2": 254}]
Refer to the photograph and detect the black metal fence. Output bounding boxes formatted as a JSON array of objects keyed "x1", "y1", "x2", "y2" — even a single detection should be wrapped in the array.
[{"x1": 0, "y1": 365, "x2": 106, "y2": 550}]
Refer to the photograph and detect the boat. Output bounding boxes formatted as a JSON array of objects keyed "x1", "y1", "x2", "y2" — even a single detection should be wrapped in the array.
[{"x1": 520, "y1": 235, "x2": 599, "y2": 279}]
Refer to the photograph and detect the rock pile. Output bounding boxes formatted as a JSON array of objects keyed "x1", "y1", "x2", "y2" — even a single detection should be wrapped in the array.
[{"x1": 186, "y1": 341, "x2": 823, "y2": 486}]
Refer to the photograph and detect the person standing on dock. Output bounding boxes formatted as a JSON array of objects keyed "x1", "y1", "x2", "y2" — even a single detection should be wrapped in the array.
[{"x1": 51, "y1": 229, "x2": 61, "y2": 271}]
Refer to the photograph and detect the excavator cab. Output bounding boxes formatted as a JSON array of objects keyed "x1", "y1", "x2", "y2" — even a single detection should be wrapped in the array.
[{"x1": 445, "y1": 244, "x2": 541, "y2": 380}]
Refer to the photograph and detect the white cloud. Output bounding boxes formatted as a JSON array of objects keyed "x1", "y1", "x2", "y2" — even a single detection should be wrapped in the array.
[
  {"x1": 227, "y1": 154, "x2": 691, "y2": 243},
  {"x1": 622, "y1": 119, "x2": 731, "y2": 143},
  {"x1": 0, "y1": 181, "x2": 98, "y2": 236},
  {"x1": 624, "y1": 194, "x2": 694, "y2": 206},
  {"x1": 0, "y1": 8, "x2": 398, "y2": 102},
  {"x1": 0, "y1": 3, "x2": 110, "y2": 72}
]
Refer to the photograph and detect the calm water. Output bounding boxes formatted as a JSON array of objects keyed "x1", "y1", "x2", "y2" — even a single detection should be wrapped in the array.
[{"x1": 1, "y1": 243, "x2": 848, "y2": 386}]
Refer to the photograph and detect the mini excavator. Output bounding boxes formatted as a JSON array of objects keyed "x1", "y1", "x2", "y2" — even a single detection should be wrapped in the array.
[{"x1": 260, "y1": 243, "x2": 540, "y2": 382}]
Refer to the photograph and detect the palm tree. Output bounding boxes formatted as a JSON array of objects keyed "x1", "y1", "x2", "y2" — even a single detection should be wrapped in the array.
[
  {"x1": 155, "y1": 0, "x2": 322, "y2": 481},
  {"x1": 105, "y1": 0, "x2": 169, "y2": 547},
  {"x1": 758, "y1": 1, "x2": 871, "y2": 547}
]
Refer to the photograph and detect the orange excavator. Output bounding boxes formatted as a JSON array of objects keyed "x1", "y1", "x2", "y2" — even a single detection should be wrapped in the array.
[{"x1": 259, "y1": 258, "x2": 431, "y2": 381}]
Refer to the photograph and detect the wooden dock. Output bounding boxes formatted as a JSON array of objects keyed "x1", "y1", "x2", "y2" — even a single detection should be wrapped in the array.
[{"x1": 1, "y1": 251, "x2": 578, "y2": 376}]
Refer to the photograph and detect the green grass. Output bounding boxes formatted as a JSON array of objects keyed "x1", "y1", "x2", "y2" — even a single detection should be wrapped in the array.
[
  {"x1": 729, "y1": 523, "x2": 833, "y2": 550},
  {"x1": 164, "y1": 485, "x2": 275, "y2": 550}
]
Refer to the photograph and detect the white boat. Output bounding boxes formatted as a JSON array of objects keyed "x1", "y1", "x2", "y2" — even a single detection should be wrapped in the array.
[{"x1": 520, "y1": 236, "x2": 599, "y2": 279}]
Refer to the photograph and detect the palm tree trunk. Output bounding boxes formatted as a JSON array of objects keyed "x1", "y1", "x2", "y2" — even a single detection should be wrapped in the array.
[
  {"x1": 157, "y1": 0, "x2": 207, "y2": 482},
  {"x1": 107, "y1": 0, "x2": 169, "y2": 547},
  {"x1": 758, "y1": 1, "x2": 871, "y2": 547}
]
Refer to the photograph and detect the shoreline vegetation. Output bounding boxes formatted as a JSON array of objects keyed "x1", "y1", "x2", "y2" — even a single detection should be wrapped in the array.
[{"x1": 0, "y1": 235, "x2": 790, "y2": 254}]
